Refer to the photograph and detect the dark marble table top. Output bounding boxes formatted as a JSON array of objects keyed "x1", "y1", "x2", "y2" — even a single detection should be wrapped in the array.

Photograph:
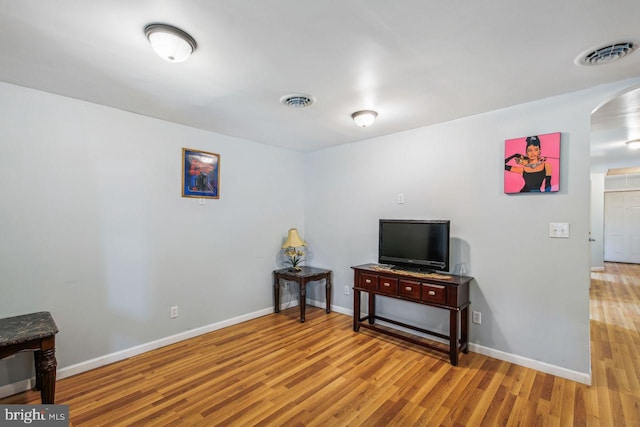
[
  {"x1": 0, "y1": 311, "x2": 58, "y2": 346},
  {"x1": 273, "y1": 266, "x2": 332, "y2": 278}
]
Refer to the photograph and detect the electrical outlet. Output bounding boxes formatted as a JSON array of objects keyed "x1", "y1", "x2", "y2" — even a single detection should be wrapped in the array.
[
  {"x1": 344, "y1": 285, "x2": 350, "y2": 295},
  {"x1": 170, "y1": 306, "x2": 178, "y2": 319},
  {"x1": 472, "y1": 311, "x2": 481, "y2": 324}
]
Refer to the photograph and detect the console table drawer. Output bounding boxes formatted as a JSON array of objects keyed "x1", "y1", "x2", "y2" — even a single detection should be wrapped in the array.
[
  {"x1": 359, "y1": 273, "x2": 378, "y2": 291},
  {"x1": 399, "y1": 279, "x2": 421, "y2": 299},
  {"x1": 421, "y1": 284, "x2": 446, "y2": 304},
  {"x1": 378, "y1": 276, "x2": 398, "y2": 295}
]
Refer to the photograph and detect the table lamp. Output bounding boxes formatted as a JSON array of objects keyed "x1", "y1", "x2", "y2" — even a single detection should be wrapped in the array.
[
  {"x1": 282, "y1": 228, "x2": 306, "y2": 248},
  {"x1": 282, "y1": 228, "x2": 306, "y2": 271}
]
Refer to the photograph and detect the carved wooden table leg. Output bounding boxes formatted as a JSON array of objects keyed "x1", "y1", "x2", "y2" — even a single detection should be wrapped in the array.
[
  {"x1": 300, "y1": 278, "x2": 307, "y2": 322},
  {"x1": 353, "y1": 289, "x2": 361, "y2": 332},
  {"x1": 325, "y1": 273, "x2": 332, "y2": 313},
  {"x1": 449, "y1": 310, "x2": 459, "y2": 366},
  {"x1": 368, "y1": 293, "x2": 376, "y2": 325},
  {"x1": 461, "y1": 306, "x2": 469, "y2": 354},
  {"x1": 33, "y1": 350, "x2": 42, "y2": 391},
  {"x1": 38, "y1": 336, "x2": 57, "y2": 404},
  {"x1": 273, "y1": 272, "x2": 280, "y2": 313}
]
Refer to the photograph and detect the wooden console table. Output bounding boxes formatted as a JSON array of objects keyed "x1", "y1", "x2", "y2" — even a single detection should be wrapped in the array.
[
  {"x1": 273, "y1": 267, "x2": 332, "y2": 322},
  {"x1": 0, "y1": 311, "x2": 59, "y2": 403},
  {"x1": 352, "y1": 264, "x2": 472, "y2": 365}
]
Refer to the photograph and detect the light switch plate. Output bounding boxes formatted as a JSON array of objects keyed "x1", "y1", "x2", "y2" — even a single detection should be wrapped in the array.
[{"x1": 549, "y1": 222, "x2": 570, "y2": 238}]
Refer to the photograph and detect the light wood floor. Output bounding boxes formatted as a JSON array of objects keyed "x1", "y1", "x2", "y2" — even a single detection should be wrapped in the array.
[{"x1": 2, "y1": 262, "x2": 639, "y2": 426}]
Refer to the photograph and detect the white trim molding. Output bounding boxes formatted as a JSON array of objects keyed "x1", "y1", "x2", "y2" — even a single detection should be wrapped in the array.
[
  {"x1": 57, "y1": 308, "x2": 274, "y2": 380},
  {"x1": 469, "y1": 343, "x2": 591, "y2": 385}
]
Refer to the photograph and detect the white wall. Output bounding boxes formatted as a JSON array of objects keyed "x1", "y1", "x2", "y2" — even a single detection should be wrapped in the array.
[
  {"x1": 0, "y1": 82, "x2": 305, "y2": 387},
  {"x1": 304, "y1": 79, "x2": 640, "y2": 380},
  {"x1": 3, "y1": 76, "x2": 640, "y2": 391}
]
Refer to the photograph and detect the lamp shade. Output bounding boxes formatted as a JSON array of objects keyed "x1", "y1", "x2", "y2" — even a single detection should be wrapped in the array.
[
  {"x1": 351, "y1": 110, "x2": 378, "y2": 127},
  {"x1": 282, "y1": 228, "x2": 306, "y2": 248},
  {"x1": 145, "y1": 24, "x2": 196, "y2": 63}
]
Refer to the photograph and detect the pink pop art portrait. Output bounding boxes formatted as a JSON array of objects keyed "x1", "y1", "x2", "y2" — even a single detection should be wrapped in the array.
[{"x1": 504, "y1": 132, "x2": 560, "y2": 194}]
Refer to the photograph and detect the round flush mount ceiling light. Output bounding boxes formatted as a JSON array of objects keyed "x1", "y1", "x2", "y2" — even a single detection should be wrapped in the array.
[
  {"x1": 144, "y1": 23, "x2": 197, "y2": 63},
  {"x1": 575, "y1": 41, "x2": 638, "y2": 66},
  {"x1": 280, "y1": 94, "x2": 316, "y2": 108},
  {"x1": 626, "y1": 139, "x2": 640, "y2": 150},
  {"x1": 351, "y1": 110, "x2": 378, "y2": 127}
]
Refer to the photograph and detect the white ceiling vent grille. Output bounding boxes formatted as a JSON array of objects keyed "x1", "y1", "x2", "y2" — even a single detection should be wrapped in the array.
[
  {"x1": 578, "y1": 42, "x2": 638, "y2": 66},
  {"x1": 280, "y1": 94, "x2": 316, "y2": 108}
]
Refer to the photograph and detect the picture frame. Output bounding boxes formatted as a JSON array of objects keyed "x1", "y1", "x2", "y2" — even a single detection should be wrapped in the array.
[
  {"x1": 504, "y1": 132, "x2": 560, "y2": 194},
  {"x1": 182, "y1": 148, "x2": 220, "y2": 199}
]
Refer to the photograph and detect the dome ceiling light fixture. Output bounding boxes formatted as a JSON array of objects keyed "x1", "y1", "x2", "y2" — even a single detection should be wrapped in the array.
[
  {"x1": 351, "y1": 110, "x2": 378, "y2": 127},
  {"x1": 144, "y1": 23, "x2": 197, "y2": 63},
  {"x1": 626, "y1": 139, "x2": 640, "y2": 150},
  {"x1": 280, "y1": 94, "x2": 316, "y2": 108},
  {"x1": 576, "y1": 41, "x2": 638, "y2": 66}
]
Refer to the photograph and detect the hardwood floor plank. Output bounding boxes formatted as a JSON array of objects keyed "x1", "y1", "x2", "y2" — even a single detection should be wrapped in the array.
[{"x1": 2, "y1": 263, "x2": 640, "y2": 425}]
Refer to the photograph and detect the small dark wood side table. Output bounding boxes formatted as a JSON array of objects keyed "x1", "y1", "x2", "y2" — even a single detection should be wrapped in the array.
[
  {"x1": 273, "y1": 267, "x2": 332, "y2": 322},
  {"x1": 0, "y1": 312, "x2": 59, "y2": 404}
]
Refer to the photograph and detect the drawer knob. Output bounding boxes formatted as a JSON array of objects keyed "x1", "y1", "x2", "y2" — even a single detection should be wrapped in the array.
[
  {"x1": 365, "y1": 279, "x2": 371, "y2": 284},
  {"x1": 428, "y1": 290, "x2": 436, "y2": 296},
  {"x1": 383, "y1": 282, "x2": 390, "y2": 287},
  {"x1": 405, "y1": 286, "x2": 412, "y2": 291}
]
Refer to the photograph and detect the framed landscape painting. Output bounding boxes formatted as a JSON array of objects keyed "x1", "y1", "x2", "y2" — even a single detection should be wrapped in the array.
[
  {"x1": 182, "y1": 148, "x2": 220, "y2": 199},
  {"x1": 504, "y1": 132, "x2": 560, "y2": 194}
]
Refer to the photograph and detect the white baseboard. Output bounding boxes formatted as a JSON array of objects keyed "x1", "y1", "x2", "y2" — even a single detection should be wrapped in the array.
[
  {"x1": 469, "y1": 343, "x2": 591, "y2": 385},
  {"x1": 0, "y1": 302, "x2": 590, "y2": 399},
  {"x1": 0, "y1": 379, "x2": 34, "y2": 401},
  {"x1": 307, "y1": 298, "x2": 351, "y2": 318},
  {"x1": 590, "y1": 266, "x2": 605, "y2": 271},
  {"x1": 327, "y1": 303, "x2": 351, "y2": 317},
  {"x1": 58, "y1": 307, "x2": 278, "y2": 380}
]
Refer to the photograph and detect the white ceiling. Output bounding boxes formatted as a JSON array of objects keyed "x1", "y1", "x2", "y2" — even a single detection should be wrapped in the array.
[
  {"x1": 2, "y1": 1, "x2": 640, "y2": 158},
  {"x1": 591, "y1": 85, "x2": 640, "y2": 173}
]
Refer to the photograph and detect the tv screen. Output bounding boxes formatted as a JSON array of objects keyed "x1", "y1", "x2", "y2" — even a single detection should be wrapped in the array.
[{"x1": 378, "y1": 219, "x2": 450, "y2": 272}]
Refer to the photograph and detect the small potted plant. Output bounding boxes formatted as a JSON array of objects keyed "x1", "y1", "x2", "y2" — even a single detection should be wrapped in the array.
[{"x1": 284, "y1": 247, "x2": 305, "y2": 271}]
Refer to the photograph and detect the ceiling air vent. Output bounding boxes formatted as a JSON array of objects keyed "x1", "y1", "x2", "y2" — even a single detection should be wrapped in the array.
[
  {"x1": 578, "y1": 41, "x2": 638, "y2": 66},
  {"x1": 280, "y1": 94, "x2": 316, "y2": 108}
]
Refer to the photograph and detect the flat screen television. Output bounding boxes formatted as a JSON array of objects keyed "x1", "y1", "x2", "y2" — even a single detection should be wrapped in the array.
[{"x1": 378, "y1": 219, "x2": 450, "y2": 272}]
